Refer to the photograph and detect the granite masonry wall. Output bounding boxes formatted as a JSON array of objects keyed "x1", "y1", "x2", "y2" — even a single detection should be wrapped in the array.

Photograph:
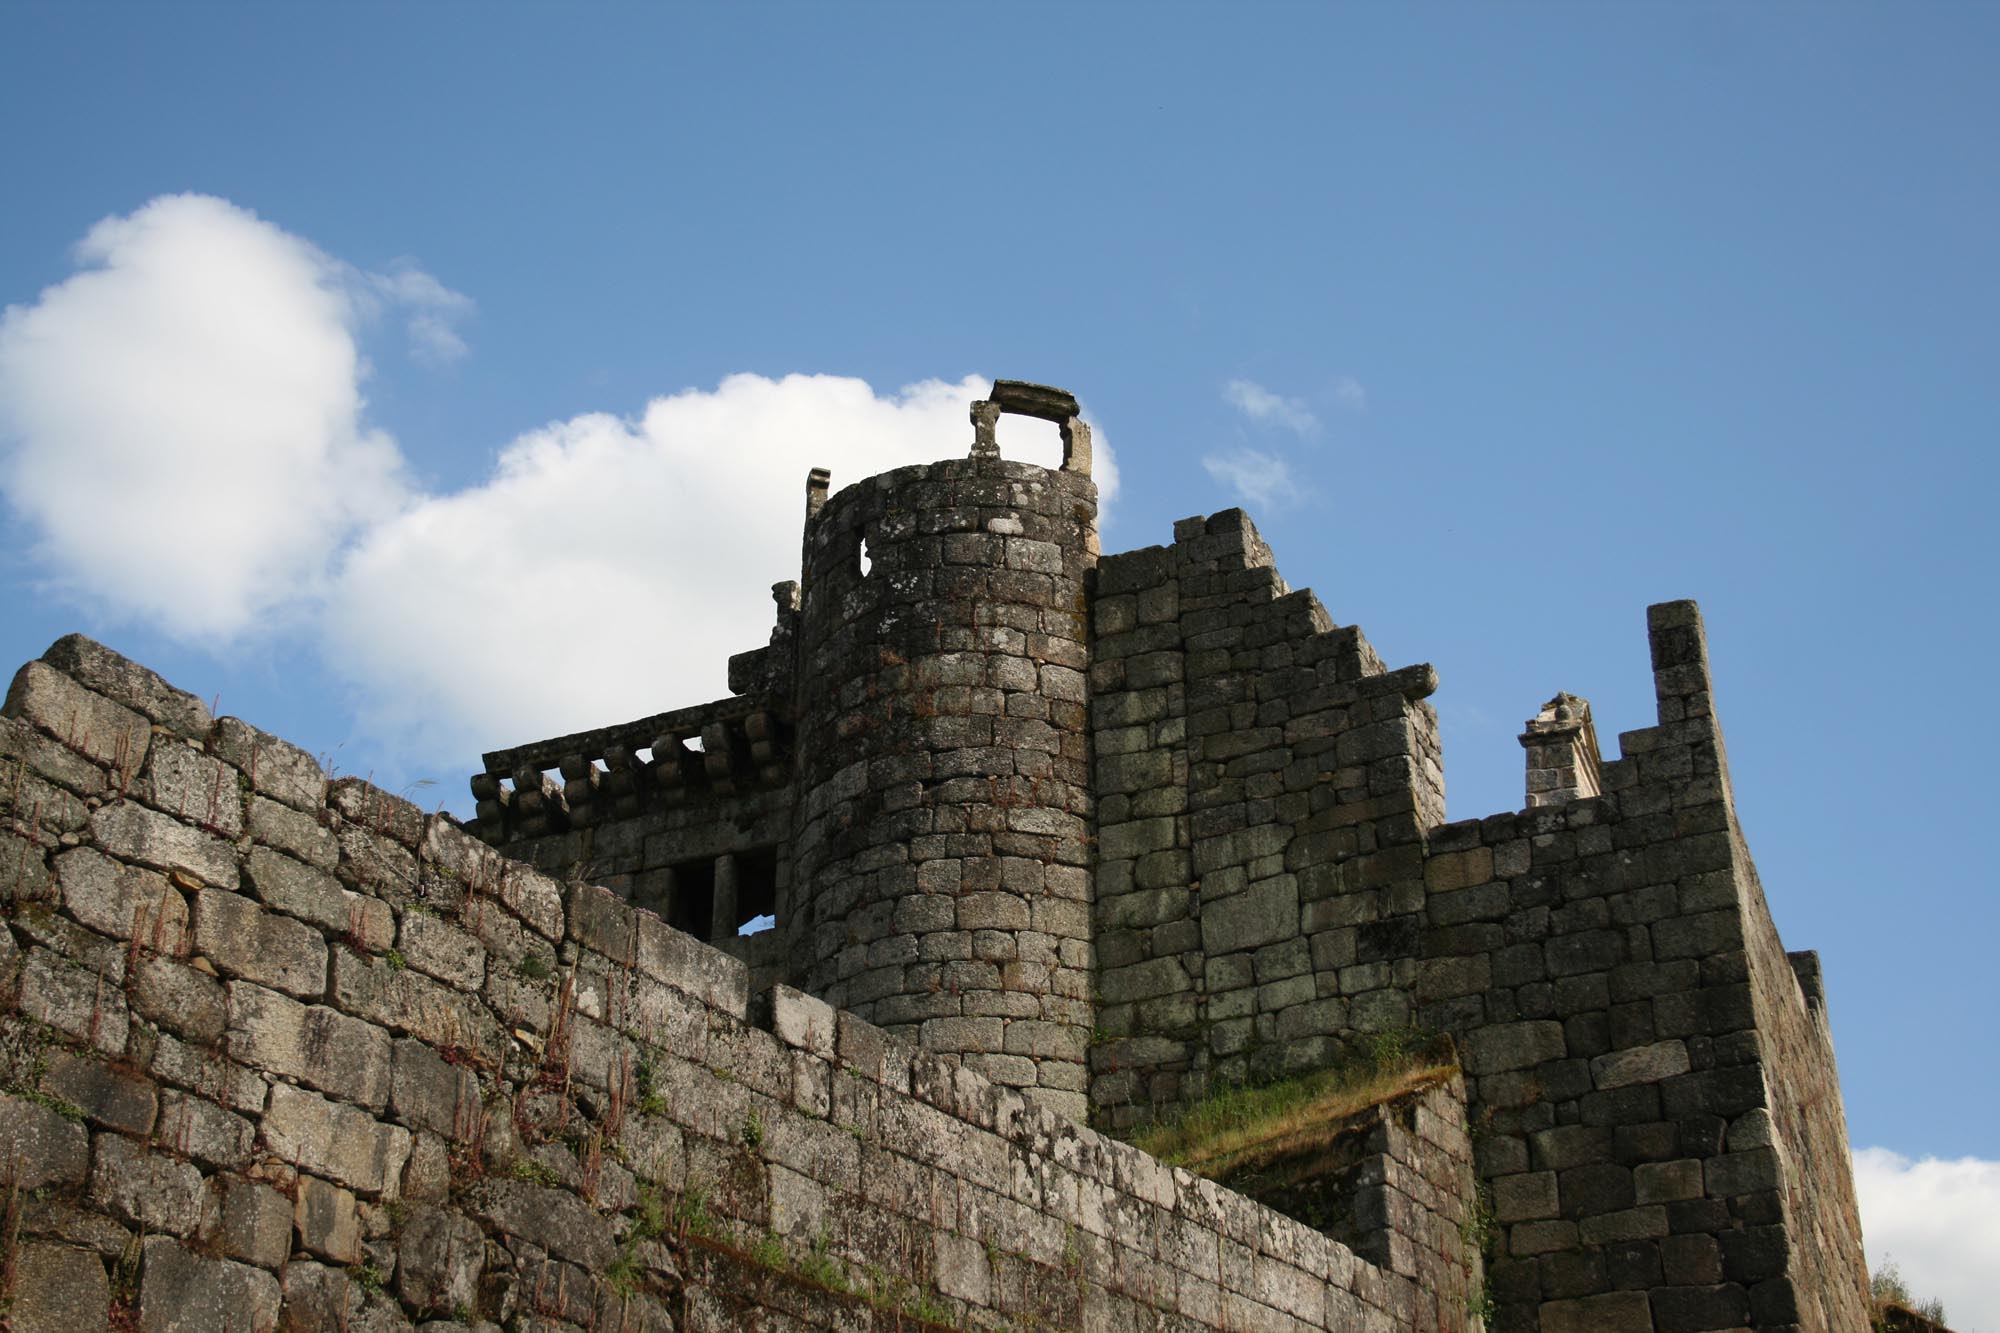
[
  {"x1": 373, "y1": 390, "x2": 1866, "y2": 1331},
  {"x1": 1084, "y1": 512, "x2": 1869, "y2": 1332},
  {"x1": 0, "y1": 635, "x2": 1486, "y2": 1333}
]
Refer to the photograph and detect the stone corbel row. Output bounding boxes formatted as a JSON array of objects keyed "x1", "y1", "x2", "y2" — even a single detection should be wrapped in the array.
[{"x1": 468, "y1": 709, "x2": 793, "y2": 844}]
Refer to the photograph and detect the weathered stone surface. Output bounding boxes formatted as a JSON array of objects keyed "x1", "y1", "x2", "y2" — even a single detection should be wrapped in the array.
[
  {"x1": 138, "y1": 742, "x2": 242, "y2": 838},
  {"x1": 41, "y1": 634, "x2": 212, "y2": 740},
  {"x1": 397, "y1": 910, "x2": 486, "y2": 990},
  {"x1": 389, "y1": 1038, "x2": 482, "y2": 1142},
  {"x1": 191, "y1": 887, "x2": 326, "y2": 998},
  {"x1": 208, "y1": 716, "x2": 325, "y2": 812},
  {"x1": 157, "y1": 1090, "x2": 254, "y2": 1169},
  {"x1": 330, "y1": 948, "x2": 505, "y2": 1065},
  {"x1": 0, "y1": 1091, "x2": 91, "y2": 1188},
  {"x1": 261, "y1": 1082, "x2": 412, "y2": 1195},
  {"x1": 89, "y1": 1134, "x2": 205, "y2": 1235},
  {"x1": 1201, "y1": 876, "x2": 1299, "y2": 956},
  {"x1": 1463, "y1": 1021, "x2": 1565, "y2": 1076},
  {"x1": 8, "y1": 1241, "x2": 110, "y2": 1333},
  {"x1": 138, "y1": 1236, "x2": 282, "y2": 1333},
  {"x1": 247, "y1": 795, "x2": 340, "y2": 868},
  {"x1": 90, "y1": 803, "x2": 237, "y2": 891},
  {"x1": 209, "y1": 1173, "x2": 293, "y2": 1269},
  {"x1": 396, "y1": 1205, "x2": 487, "y2": 1316},
  {"x1": 295, "y1": 1173, "x2": 363, "y2": 1263},
  {"x1": 17, "y1": 946, "x2": 129, "y2": 1054},
  {"x1": 1591, "y1": 1038, "x2": 1691, "y2": 1090},
  {"x1": 466, "y1": 1177, "x2": 616, "y2": 1268},
  {"x1": 242, "y1": 846, "x2": 392, "y2": 950},
  {"x1": 3, "y1": 660, "x2": 150, "y2": 776},
  {"x1": 54, "y1": 848, "x2": 190, "y2": 953},
  {"x1": 42, "y1": 1051, "x2": 157, "y2": 1134},
  {"x1": 226, "y1": 980, "x2": 393, "y2": 1108},
  {"x1": 130, "y1": 954, "x2": 228, "y2": 1042}
]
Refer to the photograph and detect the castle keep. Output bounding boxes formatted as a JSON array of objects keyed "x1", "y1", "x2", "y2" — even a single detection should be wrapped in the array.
[{"x1": 0, "y1": 381, "x2": 1868, "y2": 1331}]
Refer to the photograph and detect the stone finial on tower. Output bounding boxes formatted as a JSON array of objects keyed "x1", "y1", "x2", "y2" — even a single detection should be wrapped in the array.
[
  {"x1": 804, "y1": 467, "x2": 831, "y2": 518},
  {"x1": 1520, "y1": 691, "x2": 1603, "y2": 807},
  {"x1": 968, "y1": 379, "x2": 1093, "y2": 476}
]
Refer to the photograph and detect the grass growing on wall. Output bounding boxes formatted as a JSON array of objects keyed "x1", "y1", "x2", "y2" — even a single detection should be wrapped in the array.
[{"x1": 1131, "y1": 1030, "x2": 1458, "y2": 1177}]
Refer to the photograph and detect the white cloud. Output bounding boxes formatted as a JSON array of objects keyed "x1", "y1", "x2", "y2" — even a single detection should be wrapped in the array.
[
  {"x1": 359, "y1": 262, "x2": 474, "y2": 365},
  {"x1": 0, "y1": 193, "x2": 1123, "y2": 775},
  {"x1": 1856, "y1": 1146, "x2": 2000, "y2": 1330},
  {"x1": 1223, "y1": 379, "x2": 1318, "y2": 436},
  {"x1": 0, "y1": 194, "x2": 475, "y2": 640},
  {"x1": 325, "y1": 373, "x2": 1117, "y2": 761},
  {"x1": 1201, "y1": 448, "x2": 1295, "y2": 512},
  {"x1": 1332, "y1": 375, "x2": 1367, "y2": 412}
]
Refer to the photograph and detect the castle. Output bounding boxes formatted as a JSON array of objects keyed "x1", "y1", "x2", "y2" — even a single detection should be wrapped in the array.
[{"x1": 0, "y1": 381, "x2": 1868, "y2": 1331}]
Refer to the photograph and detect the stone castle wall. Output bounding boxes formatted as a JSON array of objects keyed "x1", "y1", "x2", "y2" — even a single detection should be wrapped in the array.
[
  {"x1": 275, "y1": 390, "x2": 1868, "y2": 1333},
  {"x1": 1085, "y1": 518, "x2": 1870, "y2": 1331},
  {"x1": 0, "y1": 636, "x2": 1483, "y2": 1332}
]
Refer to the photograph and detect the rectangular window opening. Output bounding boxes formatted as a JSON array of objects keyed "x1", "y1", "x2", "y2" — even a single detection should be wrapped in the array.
[{"x1": 736, "y1": 847, "x2": 779, "y2": 936}]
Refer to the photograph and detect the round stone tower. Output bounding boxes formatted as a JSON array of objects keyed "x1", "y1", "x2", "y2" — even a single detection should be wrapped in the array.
[{"x1": 789, "y1": 382, "x2": 1097, "y2": 1117}]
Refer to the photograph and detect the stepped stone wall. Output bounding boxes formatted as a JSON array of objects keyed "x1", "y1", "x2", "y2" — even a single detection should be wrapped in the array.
[{"x1": 0, "y1": 635, "x2": 1483, "y2": 1332}]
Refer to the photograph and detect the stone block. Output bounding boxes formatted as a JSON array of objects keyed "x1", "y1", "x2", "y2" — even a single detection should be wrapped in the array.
[
  {"x1": 770, "y1": 984, "x2": 837, "y2": 1058},
  {"x1": 17, "y1": 947, "x2": 129, "y2": 1055},
  {"x1": 138, "y1": 1236, "x2": 282, "y2": 1333},
  {"x1": 329, "y1": 948, "x2": 505, "y2": 1067},
  {"x1": 40, "y1": 635, "x2": 211, "y2": 739},
  {"x1": 1650, "y1": 1282, "x2": 1750, "y2": 1333},
  {"x1": 1200, "y1": 875, "x2": 1299, "y2": 956},
  {"x1": 209, "y1": 1173, "x2": 293, "y2": 1269},
  {"x1": 294, "y1": 1174, "x2": 362, "y2": 1263},
  {"x1": 54, "y1": 848, "x2": 189, "y2": 953},
  {"x1": 89, "y1": 803, "x2": 237, "y2": 891},
  {"x1": 1705, "y1": 1146, "x2": 1780, "y2": 1198},
  {"x1": 1590, "y1": 1038, "x2": 1690, "y2": 1090},
  {"x1": 466, "y1": 1178, "x2": 615, "y2": 1269},
  {"x1": 90, "y1": 1134, "x2": 205, "y2": 1235},
  {"x1": 389, "y1": 1038, "x2": 482, "y2": 1142},
  {"x1": 396, "y1": 1204, "x2": 486, "y2": 1316},
  {"x1": 1634, "y1": 1158, "x2": 1704, "y2": 1204},
  {"x1": 139, "y1": 742, "x2": 242, "y2": 839},
  {"x1": 157, "y1": 1091, "x2": 254, "y2": 1170},
  {"x1": 1539, "y1": 1290, "x2": 1651, "y2": 1333},
  {"x1": 261, "y1": 1082, "x2": 411, "y2": 1196},
  {"x1": 225, "y1": 980, "x2": 388, "y2": 1104},
  {"x1": 397, "y1": 910, "x2": 486, "y2": 990},
  {"x1": 7, "y1": 1241, "x2": 110, "y2": 1333},
  {"x1": 207, "y1": 716, "x2": 325, "y2": 812},
  {"x1": 191, "y1": 887, "x2": 325, "y2": 998},
  {"x1": 634, "y1": 910, "x2": 749, "y2": 1018},
  {"x1": 3, "y1": 660, "x2": 150, "y2": 776},
  {"x1": 1463, "y1": 1021, "x2": 1565, "y2": 1076},
  {"x1": 41, "y1": 1053, "x2": 156, "y2": 1135},
  {"x1": 0, "y1": 1092, "x2": 91, "y2": 1188},
  {"x1": 246, "y1": 795, "x2": 339, "y2": 869},
  {"x1": 242, "y1": 847, "x2": 392, "y2": 950}
]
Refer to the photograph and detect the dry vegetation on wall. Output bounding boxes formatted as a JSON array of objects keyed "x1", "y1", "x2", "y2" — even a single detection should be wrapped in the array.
[{"x1": 1129, "y1": 1030, "x2": 1457, "y2": 1174}]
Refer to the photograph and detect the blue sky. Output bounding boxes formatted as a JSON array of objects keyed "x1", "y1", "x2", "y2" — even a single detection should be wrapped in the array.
[{"x1": 3, "y1": 3, "x2": 1996, "y2": 1317}]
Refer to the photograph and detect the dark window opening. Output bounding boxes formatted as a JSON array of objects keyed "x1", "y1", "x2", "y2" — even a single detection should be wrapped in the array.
[
  {"x1": 666, "y1": 858, "x2": 715, "y2": 938},
  {"x1": 736, "y1": 847, "x2": 779, "y2": 935}
]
